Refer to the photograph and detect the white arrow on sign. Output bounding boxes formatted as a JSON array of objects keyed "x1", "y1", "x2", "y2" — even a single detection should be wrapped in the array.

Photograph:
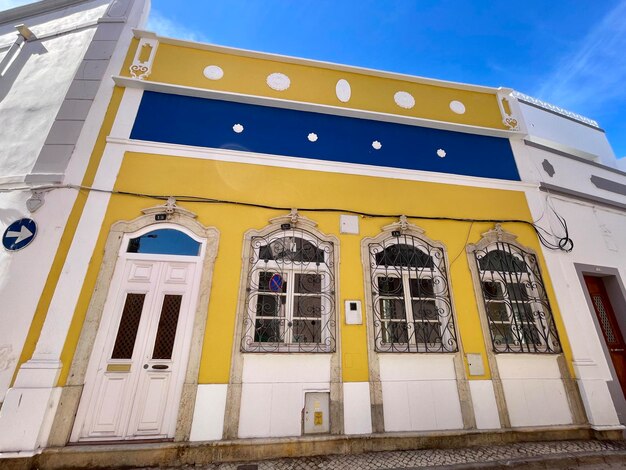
[{"x1": 6, "y1": 225, "x2": 34, "y2": 244}]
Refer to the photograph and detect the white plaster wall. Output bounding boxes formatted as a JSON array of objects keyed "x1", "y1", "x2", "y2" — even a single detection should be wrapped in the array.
[
  {"x1": 518, "y1": 102, "x2": 616, "y2": 167},
  {"x1": 496, "y1": 355, "x2": 572, "y2": 427},
  {"x1": 0, "y1": 2, "x2": 108, "y2": 181},
  {"x1": 238, "y1": 354, "x2": 331, "y2": 438},
  {"x1": 189, "y1": 384, "x2": 228, "y2": 441},
  {"x1": 343, "y1": 381, "x2": 372, "y2": 435},
  {"x1": 468, "y1": 380, "x2": 500, "y2": 429},
  {"x1": 378, "y1": 354, "x2": 463, "y2": 432}
]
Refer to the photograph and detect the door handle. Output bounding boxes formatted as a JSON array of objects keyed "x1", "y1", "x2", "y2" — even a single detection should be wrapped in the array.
[
  {"x1": 611, "y1": 349, "x2": 625, "y2": 352},
  {"x1": 152, "y1": 364, "x2": 169, "y2": 370}
]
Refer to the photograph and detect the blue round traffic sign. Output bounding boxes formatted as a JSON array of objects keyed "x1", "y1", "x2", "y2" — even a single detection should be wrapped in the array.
[
  {"x1": 269, "y1": 273, "x2": 284, "y2": 293},
  {"x1": 2, "y1": 218, "x2": 37, "y2": 251}
]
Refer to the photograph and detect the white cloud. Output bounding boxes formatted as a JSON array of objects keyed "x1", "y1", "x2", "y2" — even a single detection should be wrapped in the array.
[
  {"x1": 0, "y1": 0, "x2": 37, "y2": 11},
  {"x1": 533, "y1": 1, "x2": 626, "y2": 113},
  {"x1": 146, "y1": 9, "x2": 210, "y2": 43}
]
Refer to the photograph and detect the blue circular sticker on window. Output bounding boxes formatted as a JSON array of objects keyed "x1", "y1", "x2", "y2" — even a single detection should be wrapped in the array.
[
  {"x1": 2, "y1": 218, "x2": 37, "y2": 251},
  {"x1": 269, "y1": 273, "x2": 284, "y2": 293}
]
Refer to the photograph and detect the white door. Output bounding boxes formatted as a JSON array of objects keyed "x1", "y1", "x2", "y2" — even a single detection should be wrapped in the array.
[{"x1": 72, "y1": 246, "x2": 202, "y2": 441}]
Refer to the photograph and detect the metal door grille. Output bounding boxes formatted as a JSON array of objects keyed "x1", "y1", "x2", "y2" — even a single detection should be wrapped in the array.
[
  {"x1": 111, "y1": 293, "x2": 146, "y2": 359},
  {"x1": 152, "y1": 294, "x2": 182, "y2": 359},
  {"x1": 593, "y1": 295, "x2": 617, "y2": 344}
]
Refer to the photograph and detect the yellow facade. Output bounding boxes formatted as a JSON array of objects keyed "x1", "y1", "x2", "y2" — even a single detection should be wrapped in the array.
[{"x1": 55, "y1": 153, "x2": 573, "y2": 386}]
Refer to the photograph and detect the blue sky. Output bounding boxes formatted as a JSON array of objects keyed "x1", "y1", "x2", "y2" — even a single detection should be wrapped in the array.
[{"x1": 2, "y1": 0, "x2": 624, "y2": 158}]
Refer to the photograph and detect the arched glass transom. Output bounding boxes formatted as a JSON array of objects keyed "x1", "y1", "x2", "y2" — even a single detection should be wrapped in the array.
[
  {"x1": 127, "y1": 229, "x2": 200, "y2": 256},
  {"x1": 368, "y1": 233, "x2": 457, "y2": 353},
  {"x1": 473, "y1": 241, "x2": 561, "y2": 353}
]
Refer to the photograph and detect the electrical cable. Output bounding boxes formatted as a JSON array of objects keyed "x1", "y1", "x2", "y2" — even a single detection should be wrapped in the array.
[{"x1": 1, "y1": 182, "x2": 575, "y2": 252}]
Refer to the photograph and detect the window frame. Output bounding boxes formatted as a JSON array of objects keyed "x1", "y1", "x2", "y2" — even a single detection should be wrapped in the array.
[
  {"x1": 239, "y1": 211, "x2": 338, "y2": 353},
  {"x1": 362, "y1": 218, "x2": 459, "y2": 353},
  {"x1": 467, "y1": 224, "x2": 562, "y2": 354}
]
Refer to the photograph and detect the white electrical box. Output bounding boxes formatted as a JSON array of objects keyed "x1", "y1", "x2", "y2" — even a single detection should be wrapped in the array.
[
  {"x1": 340, "y1": 215, "x2": 359, "y2": 234},
  {"x1": 466, "y1": 353, "x2": 485, "y2": 376},
  {"x1": 344, "y1": 300, "x2": 362, "y2": 325},
  {"x1": 303, "y1": 392, "x2": 330, "y2": 434}
]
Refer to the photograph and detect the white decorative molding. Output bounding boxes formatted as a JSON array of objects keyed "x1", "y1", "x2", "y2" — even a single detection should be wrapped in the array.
[
  {"x1": 336, "y1": 79, "x2": 351, "y2": 103},
  {"x1": 450, "y1": 100, "x2": 466, "y2": 114},
  {"x1": 130, "y1": 37, "x2": 159, "y2": 80},
  {"x1": 232, "y1": 123, "x2": 244, "y2": 133},
  {"x1": 394, "y1": 91, "x2": 415, "y2": 109},
  {"x1": 141, "y1": 197, "x2": 197, "y2": 220},
  {"x1": 308, "y1": 132, "x2": 318, "y2": 142},
  {"x1": 512, "y1": 91, "x2": 600, "y2": 128},
  {"x1": 372, "y1": 140, "x2": 382, "y2": 150},
  {"x1": 436, "y1": 149, "x2": 446, "y2": 158},
  {"x1": 497, "y1": 91, "x2": 520, "y2": 131},
  {"x1": 203, "y1": 65, "x2": 224, "y2": 80},
  {"x1": 266, "y1": 72, "x2": 291, "y2": 91}
]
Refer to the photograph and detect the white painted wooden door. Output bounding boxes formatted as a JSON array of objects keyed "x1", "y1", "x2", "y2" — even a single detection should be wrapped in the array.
[{"x1": 72, "y1": 254, "x2": 199, "y2": 441}]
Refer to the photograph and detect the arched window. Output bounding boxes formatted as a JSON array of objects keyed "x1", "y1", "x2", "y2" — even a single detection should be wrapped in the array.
[
  {"x1": 366, "y1": 220, "x2": 457, "y2": 353},
  {"x1": 241, "y1": 214, "x2": 336, "y2": 353},
  {"x1": 470, "y1": 225, "x2": 561, "y2": 353},
  {"x1": 127, "y1": 228, "x2": 201, "y2": 256}
]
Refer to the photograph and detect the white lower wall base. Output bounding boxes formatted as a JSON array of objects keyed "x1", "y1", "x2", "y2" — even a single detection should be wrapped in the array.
[
  {"x1": 496, "y1": 355, "x2": 572, "y2": 427},
  {"x1": 343, "y1": 382, "x2": 372, "y2": 435},
  {"x1": 0, "y1": 386, "x2": 61, "y2": 452},
  {"x1": 577, "y1": 379, "x2": 620, "y2": 427},
  {"x1": 468, "y1": 380, "x2": 500, "y2": 429},
  {"x1": 189, "y1": 384, "x2": 228, "y2": 442},
  {"x1": 379, "y1": 355, "x2": 463, "y2": 432}
]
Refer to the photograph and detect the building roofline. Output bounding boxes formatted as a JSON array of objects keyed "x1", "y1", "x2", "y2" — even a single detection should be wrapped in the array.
[{"x1": 133, "y1": 29, "x2": 508, "y2": 96}]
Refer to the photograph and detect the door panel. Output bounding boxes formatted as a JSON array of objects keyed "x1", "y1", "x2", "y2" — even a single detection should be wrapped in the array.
[
  {"x1": 584, "y1": 275, "x2": 626, "y2": 397},
  {"x1": 74, "y1": 255, "x2": 200, "y2": 441}
]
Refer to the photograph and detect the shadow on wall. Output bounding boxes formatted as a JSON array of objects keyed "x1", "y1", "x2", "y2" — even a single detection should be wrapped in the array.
[{"x1": 0, "y1": 38, "x2": 48, "y2": 104}]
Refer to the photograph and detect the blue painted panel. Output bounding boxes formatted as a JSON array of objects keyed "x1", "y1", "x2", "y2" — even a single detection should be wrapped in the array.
[{"x1": 130, "y1": 92, "x2": 520, "y2": 181}]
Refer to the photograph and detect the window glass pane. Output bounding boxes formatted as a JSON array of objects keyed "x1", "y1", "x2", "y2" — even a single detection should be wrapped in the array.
[
  {"x1": 507, "y1": 283, "x2": 529, "y2": 301},
  {"x1": 414, "y1": 322, "x2": 442, "y2": 344},
  {"x1": 478, "y1": 250, "x2": 527, "y2": 273},
  {"x1": 295, "y1": 273, "x2": 321, "y2": 294},
  {"x1": 294, "y1": 296, "x2": 322, "y2": 318},
  {"x1": 381, "y1": 321, "x2": 408, "y2": 343},
  {"x1": 412, "y1": 299, "x2": 438, "y2": 320},
  {"x1": 293, "y1": 319, "x2": 321, "y2": 343},
  {"x1": 152, "y1": 294, "x2": 182, "y2": 360},
  {"x1": 490, "y1": 324, "x2": 516, "y2": 346},
  {"x1": 111, "y1": 293, "x2": 146, "y2": 359},
  {"x1": 377, "y1": 276, "x2": 403, "y2": 296},
  {"x1": 254, "y1": 319, "x2": 283, "y2": 342},
  {"x1": 127, "y1": 229, "x2": 200, "y2": 256},
  {"x1": 486, "y1": 302, "x2": 509, "y2": 322},
  {"x1": 375, "y1": 244, "x2": 434, "y2": 268},
  {"x1": 379, "y1": 298, "x2": 405, "y2": 319},
  {"x1": 482, "y1": 281, "x2": 504, "y2": 299},
  {"x1": 409, "y1": 278, "x2": 435, "y2": 298},
  {"x1": 258, "y1": 237, "x2": 324, "y2": 263},
  {"x1": 258, "y1": 271, "x2": 287, "y2": 293},
  {"x1": 255, "y1": 294, "x2": 284, "y2": 317}
]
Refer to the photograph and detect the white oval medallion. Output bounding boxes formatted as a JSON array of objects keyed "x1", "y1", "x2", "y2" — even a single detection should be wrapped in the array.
[
  {"x1": 449, "y1": 100, "x2": 466, "y2": 114},
  {"x1": 308, "y1": 133, "x2": 318, "y2": 142},
  {"x1": 437, "y1": 148, "x2": 447, "y2": 158},
  {"x1": 372, "y1": 140, "x2": 382, "y2": 150},
  {"x1": 394, "y1": 91, "x2": 415, "y2": 109},
  {"x1": 336, "y1": 79, "x2": 351, "y2": 103},
  {"x1": 267, "y1": 72, "x2": 291, "y2": 91},
  {"x1": 233, "y1": 123, "x2": 244, "y2": 133},
  {"x1": 203, "y1": 65, "x2": 224, "y2": 80}
]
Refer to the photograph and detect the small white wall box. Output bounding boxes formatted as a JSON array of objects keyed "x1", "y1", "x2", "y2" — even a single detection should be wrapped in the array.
[
  {"x1": 345, "y1": 300, "x2": 362, "y2": 325},
  {"x1": 466, "y1": 353, "x2": 485, "y2": 376},
  {"x1": 340, "y1": 214, "x2": 359, "y2": 234},
  {"x1": 303, "y1": 391, "x2": 330, "y2": 434}
]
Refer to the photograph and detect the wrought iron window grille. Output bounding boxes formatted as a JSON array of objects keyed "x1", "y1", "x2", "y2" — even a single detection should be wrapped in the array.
[
  {"x1": 473, "y1": 240, "x2": 561, "y2": 354},
  {"x1": 368, "y1": 230, "x2": 458, "y2": 353},
  {"x1": 241, "y1": 223, "x2": 336, "y2": 353}
]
